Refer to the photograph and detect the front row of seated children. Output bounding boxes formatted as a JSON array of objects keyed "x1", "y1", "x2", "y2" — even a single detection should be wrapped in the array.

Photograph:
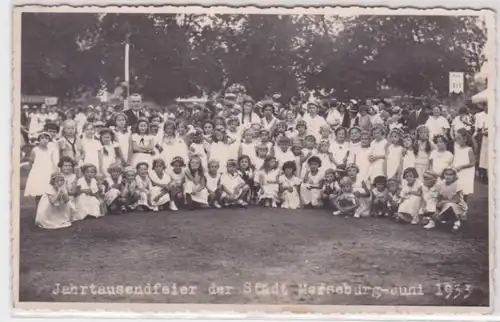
[{"x1": 36, "y1": 154, "x2": 468, "y2": 232}]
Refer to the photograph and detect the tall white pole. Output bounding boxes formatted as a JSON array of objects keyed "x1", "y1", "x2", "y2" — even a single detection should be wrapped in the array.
[{"x1": 124, "y1": 39, "x2": 130, "y2": 110}]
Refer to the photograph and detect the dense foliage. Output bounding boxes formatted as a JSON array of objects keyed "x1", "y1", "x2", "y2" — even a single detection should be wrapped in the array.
[{"x1": 21, "y1": 13, "x2": 487, "y2": 103}]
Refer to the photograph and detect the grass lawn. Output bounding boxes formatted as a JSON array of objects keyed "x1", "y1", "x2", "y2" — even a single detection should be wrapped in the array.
[{"x1": 18, "y1": 172, "x2": 490, "y2": 306}]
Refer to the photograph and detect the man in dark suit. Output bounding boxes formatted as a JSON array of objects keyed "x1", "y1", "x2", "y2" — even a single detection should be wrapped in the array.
[
  {"x1": 124, "y1": 93, "x2": 147, "y2": 128},
  {"x1": 408, "y1": 100, "x2": 429, "y2": 131}
]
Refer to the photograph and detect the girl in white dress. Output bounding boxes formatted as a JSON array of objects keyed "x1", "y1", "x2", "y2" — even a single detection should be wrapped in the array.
[
  {"x1": 103, "y1": 163, "x2": 123, "y2": 214},
  {"x1": 134, "y1": 162, "x2": 156, "y2": 211},
  {"x1": 74, "y1": 163, "x2": 103, "y2": 221},
  {"x1": 130, "y1": 118, "x2": 155, "y2": 168},
  {"x1": 278, "y1": 160, "x2": 302, "y2": 209},
  {"x1": 240, "y1": 99, "x2": 261, "y2": 127},
  {"x1": 188, "y1": 130, "x2": 209, "y2": 171},
  {"x1": 346, "y1": 163, "x2": 371, "y2": 218},
  {"x1": 258, "y1": 129, "x2": 274, "y2": 157},
  {"x1": 98, "y1": 128, "x2": 123, "y2": 177},
  {"x1": 329, "y1": 127, "x2": 349, "y2": 170},
  {"x1": 58, "y1": 156, "x2": 77, "y2": 214},
  {"x1": 354, "y1": 131, "x2": 372, "y2": 184},
  {"x1": 400, "y1": 134, "x2": 416, "y2": 177},
  {"x1": 453, "y1": 128, "x2": 476, "y2": 202},
  {"x1": 81, "y1": 122, "x2": 102, "y2": 170},
  {"x1": 425, "y1": 106, "x2": 450, "y2": 140},
  {"x1": 414, "y1": 125, "x2": 433, "y2": 179},
  {"x1": 24, "y1": 132, "x2": 58, "y2": 203},
  {"x1": 219, "y1": 159, "x2": 250, "y2": 207},
  {"x1": 432, "y1": 167, "x2": 468, "y2": 231},
  {"x1": 35, "y1": 172, "x2": 72, "y2": 229},
  {"x1": 239, "y1": 128, "x2": 258, "y2": 165},
  {"x1": 302, "y1": 102, "x2": 327, "y2": 139},
  {"x1": 300, "y1": 134, "x2": 319, "y2": 177},
  {"x1": 184, "y1": 155, "x2": 209, "y2": 209},
  {"x1": 347, "y1": 126, "x2": 361, "y2": 164},
  {"x1": 316, "y1": 140, "x2": 334, "y2": 174},
  {"x1": 149, "y1": 158, "x2": 175, "y2": 211},
  {"x1": 258, "y1": 156, "x2": 280, "y2": 207},
  {"x1": 429, "y1": 135, "x2": 453, "y2": 176},
  {"x1": 205, "y1": 160, "x2": 222, "y2": 208},
  {"x1": 160, "y1": 121, "x2": 179, "y2": 169},
  {"x1": 397, "y1": 167, "x2": 423, "y2": 224},
  {"x1": 300, "y1": 156, "x2": 323, "y2": 208},
  {"x1": 208, "y1": 129, "x2": 229, "y2": 170},
  {"x1": 368, "y1": 125, "x2": 388, "y2": 182},
  {"x1": 112, "y1": 113, "x2": 131, "y2": 163},
  {"x1": 168, "y1": 156, "x2": 186, "y2": 208},
  {"x1": 385, "y1": 128, "x2": 403, "y2": 180},
  {"x1": 273, "y1": 136, "x2": 295, "y2": 168}
]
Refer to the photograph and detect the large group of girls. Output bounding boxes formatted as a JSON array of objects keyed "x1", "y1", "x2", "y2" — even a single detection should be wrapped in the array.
[{"x1": 21, "y1": 92, "x2": 489, "y2": 232}]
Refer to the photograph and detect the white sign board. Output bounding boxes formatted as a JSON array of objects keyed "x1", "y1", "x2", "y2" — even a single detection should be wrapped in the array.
[
  {"x1": 44, "y1": 97, "x2": 58, "y2": 105},
  {"x1": 449, "y1": 72, "x2": 464, "y2": 94}
]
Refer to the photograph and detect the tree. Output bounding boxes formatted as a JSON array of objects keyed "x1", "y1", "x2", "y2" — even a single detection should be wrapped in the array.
[
  {"x1": 306, "y1": 15, "x2": 487, "y2": 99},
  {"x1": 21, "y1": 13, "x2": 100, "y2": 98}
]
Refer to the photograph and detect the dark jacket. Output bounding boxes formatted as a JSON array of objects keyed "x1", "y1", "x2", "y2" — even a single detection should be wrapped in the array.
[
  {"x1": 408, "y1": 108, "x2": 429, "y2": 131},
  {"x1": 124, "y1": 108, "x2": 147, "y2": 128}
]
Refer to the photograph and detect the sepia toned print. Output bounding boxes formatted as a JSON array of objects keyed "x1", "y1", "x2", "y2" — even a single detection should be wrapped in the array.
[{"x1": 12, "y1": 5, "x2": 495, "y2": 314}]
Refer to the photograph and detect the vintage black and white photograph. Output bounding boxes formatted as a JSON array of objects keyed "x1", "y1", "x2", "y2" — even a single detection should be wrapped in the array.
[{"x1": 12, "y1": 5, "x2": 495, "y2": 313}]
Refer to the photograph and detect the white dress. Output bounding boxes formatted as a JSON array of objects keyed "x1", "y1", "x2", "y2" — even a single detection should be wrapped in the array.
[
  {"x1": 398, "y1": 179, "x2": 422, "y2": 218},
  {"x1": 279, "y1": 175, "x2": 301, "y2": 209},
  {"x1": 62, "y1": 173, "x2": 77, "y2": 213},
  {"x1": 240, "y1": 142, "x2": 257, "y2": 165},
  {"x1": 352, "y1": 176, "x2": 371, "y2": 217},
  {"x1": 149, "y1": 169, "x2": 171, "y2": 207},
  {"x1": 209, "y1": 142, "x2": 229, "y2": 167},
  {"x1": 189, "y1": 143, "x2": 208, "y2": 170},
  {"x1": 347, "y1": 142, "x2": 361, "y2": 164},
  {"x1": 183, "y1": 172, "x2": 209, "y2": 204},
  {"x1": 274, "y1": 146, "x2": 295, "y2": 168},
  {"x1": 104, "y1": 177, "x2": 122, "y2": 206},
  {"x1": 386, "y1": 144, "x2": 403, "y2": 179},
  {"x1": 113, "y1": 129, "x2": 131, "y2": 162},
  {"x1": 300, "y1": 170, "x2": 323, "y2": 206},
  {"x1": 82, "y1": 137, "x2": 102, "y2": 168},
  {"x1": 159, "y1": 135, "x2": 178, "y2": 169},
  {"x1": 130, "y1": 133, "x2": 154, "y2": 168},
  {"x1": 429, "y1": 150, "x2": 453, "y2": 176},
  {"x1": 302, "y1": 113, "x2": 327, "y2": 138},
  {"x1": 425, "y1": 116, "x2": 450, "y2": 140},
  {"x1": 354, "y1": 147, "x2": 371, "y2": 184},
  {"x1": 368, "y1": 139, "x2": 387, "y2": 180},
  {"x1": 476, "y1": 112, "x2": 488, "y2": 170},
  {"x1": 134, "y1": 175, "x2": 155, "y2": 209},
  {"x1": 421, "y1": 184, "x2": 438, "y2": 213},
  {"x1": 453, "y1": 145, "x2": 475, "y2": 195},
  {"x1": 205, "y1": 172, "x2": 222, "y2": 193},
  {"x1": 101, "y1": 142, "x2": 119, "y2": 175},
  {"x1": 330, "y1": 141, "x2": 349, "y2": 167},
  {"x1": 74, "y1": 177, "x2": 102, "y2": 221},
  {"x1": 259, "y1": 169, "x2": 280, "y2": 202},
  {"x1": 220, "y1": 172, "x2": 245, "y2": 200},
  {"x1": 35, "y1": 186, "x2": 72, "y2": 229},
  {"x1": 24, "y1": 146, "x2": 57, "y2": 197},
  {"x1": 227, "y1": 140, "x2": 241, "y2": 162},
  {"x1": 401, "y1": 149, "x2": 416, "y2": 175}
]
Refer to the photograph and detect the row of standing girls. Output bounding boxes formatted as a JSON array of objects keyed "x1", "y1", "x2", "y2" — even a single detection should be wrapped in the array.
[{"x1": 24, "y1": 102, "x2": 477, "y2": 232}]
